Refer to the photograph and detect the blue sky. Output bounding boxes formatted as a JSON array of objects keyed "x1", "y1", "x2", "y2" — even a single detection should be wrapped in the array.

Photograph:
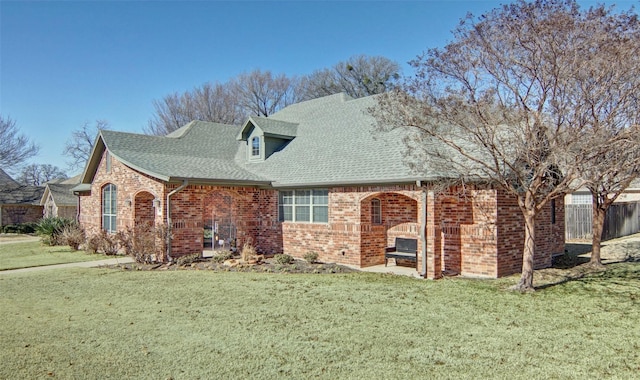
[{"x1": 0, "y1": 0, "x2": 632, "y2": 174}]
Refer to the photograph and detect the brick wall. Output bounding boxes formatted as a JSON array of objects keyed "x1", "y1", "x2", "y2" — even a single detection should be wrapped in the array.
[
  {"x1": 77, "y1": 151, "x2": 564, "y2": 278},
  {"x1": 0, "y1": 205, "x2": 43, "y2": 226},
  {"x1": 282, "y1": 185, "x2": 423, "y2": 267},
  {"x1": 496, "y1": 190, "x2": 565, "y2": 277}
]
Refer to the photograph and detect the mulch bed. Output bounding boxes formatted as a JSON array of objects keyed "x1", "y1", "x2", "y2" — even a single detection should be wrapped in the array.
[{"x1": 109, "y1": 256, "x2": 356, "y2": 275}]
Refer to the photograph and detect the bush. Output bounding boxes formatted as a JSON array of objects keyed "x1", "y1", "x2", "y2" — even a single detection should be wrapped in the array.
[
  {"x1": 36, "y1": 217, "x2": 75, "y2": 245},
  {"x1": 86, "y1": 234, "x2": 102, "y2": 254},
  {"x1": 115, "y1": 224, "x2": 169, "y2": 263},
  {"x1": 304, "y1": 251, "x2": 319, "y2": 264},
  {"x1": 240, "y1": 240, "x2": 257, "y2": 262},
  {"x1": 176, "y1": 253, "x2": 201, "y2": 266},
  {"x1": 211, "y1": 250, "x2": 234, "y2": 263},
  {"x1": 60, "y1": 224, "x2": 86, "y2": 250},
  {"x1": 98, "y1": 230, "x2": 119, "y2": 255},
  {"x1": 274, "y1": 254, "x2": 294, "y2": 265},
  {"x1": 1, "y1": 222, "x2": 38, "y2": 234}
]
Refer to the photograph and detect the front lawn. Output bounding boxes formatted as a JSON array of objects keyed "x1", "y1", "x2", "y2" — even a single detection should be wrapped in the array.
[
  {"x1": 0, "y1": 240, "x2": 105, "y2": 270},
  {"x1": 0, "y1": 264, "x2": 638, "y2": 379}
]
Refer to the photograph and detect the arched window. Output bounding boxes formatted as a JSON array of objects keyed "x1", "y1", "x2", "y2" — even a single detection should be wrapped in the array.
[
  {"x1": 371, "y1": 198, "x2": 382, "y2": 224},
  {"x1": 102, "y1": 184, "x2": 117, "y2": 233},
  {"x1": 251, "y1": 136, "x2": 260, "y2": 156}
]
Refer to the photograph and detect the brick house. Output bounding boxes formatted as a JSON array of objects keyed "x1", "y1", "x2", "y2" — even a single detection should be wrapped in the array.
[
  {"x1": 40, "y1": 176, "x2": 81, "y2": 219},
  {"x1": 0, "y1": 169, "x2": 44, "y2": 228},
  {"x1": 74, "y1": 93, "x2": 564, "y2": 279}
]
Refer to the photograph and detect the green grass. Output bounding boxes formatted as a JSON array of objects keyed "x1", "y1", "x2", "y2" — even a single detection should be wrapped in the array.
[
  {"x1": 0, "y1": 240, "x2": 105, "y2": 270},
  {"x1": 1, "y1": 264, "x2": 638, "y2": 379}
]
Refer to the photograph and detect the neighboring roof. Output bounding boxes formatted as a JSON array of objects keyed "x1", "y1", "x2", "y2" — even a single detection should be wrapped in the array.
[
  {"x1": 0, "y1": 183, "x2": 44, "y2": 206},
  {"x1": 80, "y1": 93, "x2": 434, "y2": 188},
  {"x1": 41, "y1": 183, "x2": 78, "y2": 206},
  {"x1": 0, "y1": 168, "x2": 18, "y2": 186}
]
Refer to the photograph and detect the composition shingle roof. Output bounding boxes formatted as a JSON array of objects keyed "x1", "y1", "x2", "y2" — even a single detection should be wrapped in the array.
[{"x1": 84, "y1": 93, "x2": 432, "y2": 187}]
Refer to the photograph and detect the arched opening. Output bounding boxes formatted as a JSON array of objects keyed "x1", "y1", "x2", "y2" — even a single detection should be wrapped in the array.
[
  {"x1": 360, "y1": 192, "x2": 419, "y2": 267},
  {"x1": 134, "y1": 191, "x2": 155, "y2": 226},
  {"x1": 203, "y1": 191, "x2": 238, "y2": 251}
]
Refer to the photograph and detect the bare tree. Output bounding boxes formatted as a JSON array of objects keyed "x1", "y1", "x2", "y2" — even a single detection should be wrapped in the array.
[
  {"x1": 298, "y1": 55, "x2": 400, "y2": 100},
  {"x1": 63, "y1": 120, "x2": 110, "y2": 170},
  {"x1": 145, "y1": 82, "x2": 244, "y2": 136},
  {"x1": 374, "y1": 0, "x2": 638, "y2": 291},
  {"x1": 569, "y1": 7, "x2": 640, "y2": 266},
  {"x1": 0, "y1": 115, "x2": 39, "y2": 171},
  {"x1": 232, "y1": 69, "x2": 298, "y2": 117},
  {"x1": 19, "y1": 164, "x2": 67, "y2": 186}
]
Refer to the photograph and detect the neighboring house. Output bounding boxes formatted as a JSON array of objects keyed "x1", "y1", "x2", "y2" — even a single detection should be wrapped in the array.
[
  {"x1": 565, "y1": 180, "x2": 640, "y2": 205},
  {"x1": 40, "y1": 175, "x2": 81, "y2": 219},
  {"x1": 0, "y1": 168, "x2": 44, "y2": 228},
  {"x1": 75, "y1": 93, "x2": 564, "y2": 279}
]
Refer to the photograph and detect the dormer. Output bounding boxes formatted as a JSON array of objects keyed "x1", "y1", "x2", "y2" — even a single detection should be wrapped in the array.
[{"x1": 237, "y1": 116, "x2": 298, "y2": 161}]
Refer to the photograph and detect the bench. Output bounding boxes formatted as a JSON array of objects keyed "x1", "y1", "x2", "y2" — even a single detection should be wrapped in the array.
[{"x1": 384, "y1": 237, "x2": 418, "y2": 271}]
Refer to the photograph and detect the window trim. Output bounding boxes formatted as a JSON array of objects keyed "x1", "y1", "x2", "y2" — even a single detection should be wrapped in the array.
[
  {"x1": 102, "y1": 183, "x2": 117, "y2": 233},
  {"x1": 371, "y1": 198, "x2": 382, "y2": 224},
  {"x1": 251, "y1": 136, "x2": 260, "y2": 157},
  {"x1": 279, "y1": 189, "x2": 328, "y2": 223}
]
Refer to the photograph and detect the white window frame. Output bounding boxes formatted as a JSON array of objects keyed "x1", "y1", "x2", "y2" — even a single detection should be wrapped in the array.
[
  {"x1": 102, "y1": 184, "x2": 117, "y2": 233},
  {"x1": 251, "y1": 136, "x2": 260, "y2": 157},
  {"x1": 371, "y1": 198, "x2": 382, "y2": 224},
  {"x1": 279, "y1": 189, "x2": 328, "y2": 223}
]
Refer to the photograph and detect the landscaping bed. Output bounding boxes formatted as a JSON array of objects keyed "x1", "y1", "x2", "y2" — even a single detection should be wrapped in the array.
[{"x1": 109, "y1": 255, "x2": 356, "y2": 274}]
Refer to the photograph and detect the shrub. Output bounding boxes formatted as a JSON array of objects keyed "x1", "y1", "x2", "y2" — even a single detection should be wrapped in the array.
[
  {"x1": 115, "y1": 224, "x2": 158, "y2": 263},
  {"x1": 86, "y1": 234, "x2": 102, "y2": 254},
  {"x1": 211, "y1": 250, "x2": 234, "y2": 263},
  {"x1": 176, "y1": 253, "x2": 201, "y2": 266},
  {"x1": 98, "y1": 230, "x2": 119, "y2": 255},
  {"x1": 36, "y1": 217, "x2": 75, "y2": 245},
  {"x1": 240, "y1": 239, "x2": 257, "y2": 262},
  {"x1": 274, "y1": 253, "x2": 294, "y2": 265},
  {"x1": 60, "y1": 224, "x2": 86, "y2": 250},
  {"x1": 304, "y1": 251, "x2": 319, "y2": 264},
  {"x1": 1, "y1": 222, "x2": 38, "y2": 234}
]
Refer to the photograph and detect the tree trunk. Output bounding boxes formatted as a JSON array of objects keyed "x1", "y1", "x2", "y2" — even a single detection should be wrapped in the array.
[
  {"x1": 590, "y1": 196, "x2": 607, "y2": 267},
  {"x1": 514, "y1": 211, "x2": 536, "y2": 292}
]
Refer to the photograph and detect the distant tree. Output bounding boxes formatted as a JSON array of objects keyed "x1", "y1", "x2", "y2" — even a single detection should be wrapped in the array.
[
  {"x1": 232, "y1": 69, "x2": 298, "y2": 117},
  {"x1": 570, "y1": 5, "x2": 640, "y2": 266},
  {"x1": 0, "y1": 115, "x2": 39, "y2": 171},
  {"x1": 145, "y1": 82, "x2": 244, "y2": 136},
  {"x1": 298, "y1": 55, "x2": 400, "y2": 100},
  {"x1": 63, "y1": 120, "x2": 110, "y2": 170},
  {"x1": 19, "y1": 164, "x2": 67, "y2": 186},
  {"x1": 373, "y1": 0, "x2": 639, "y2": 291}
]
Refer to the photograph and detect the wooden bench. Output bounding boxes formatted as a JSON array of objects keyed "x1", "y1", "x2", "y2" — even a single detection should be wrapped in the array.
[{"x1": 384, "y1": 237, "x2": 418, "y2": 271}]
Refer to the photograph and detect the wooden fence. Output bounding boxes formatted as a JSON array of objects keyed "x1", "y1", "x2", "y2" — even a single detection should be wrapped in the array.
[{"x1": 565, "y1": 201, "x2": 640, "y2": 241}]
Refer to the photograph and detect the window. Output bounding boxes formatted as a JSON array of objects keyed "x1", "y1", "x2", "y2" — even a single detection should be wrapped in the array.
[
  {"x1": 571, "y1": 193, "x2": 591, "y2": 204},
  {"x1": 371, "y1": 198, "x2": 382, "y2": 224},
  {"x1": 551, "y1": 199, "x2": 556, "y2": 225},
  {"x1": 102, "y1": 184, "x2": 117, "y2": 233},
  {"x1": 251, "y1": 137, "x2": 260, "y2": 157},
  {"x1": 279, "y1": 189, "x2": 328, "y2": 223}
]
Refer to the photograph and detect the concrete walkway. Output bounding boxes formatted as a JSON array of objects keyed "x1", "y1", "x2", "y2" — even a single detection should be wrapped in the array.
[{"x1": 0, "y1": 256, "x2": 135, "y2": 275}]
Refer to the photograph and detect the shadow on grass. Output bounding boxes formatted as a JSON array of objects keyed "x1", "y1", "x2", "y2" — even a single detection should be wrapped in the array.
[{"x1": 536, "y1": 240, "x2": 640, "y2": 291}]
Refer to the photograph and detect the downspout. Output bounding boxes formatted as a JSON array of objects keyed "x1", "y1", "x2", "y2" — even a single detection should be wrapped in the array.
[
  {"x1": 418, "y1": 181, "x2": 427, "y2": 278},
  {"x1": 166, "y1": 180, "x2": 189, "y2": 262}
]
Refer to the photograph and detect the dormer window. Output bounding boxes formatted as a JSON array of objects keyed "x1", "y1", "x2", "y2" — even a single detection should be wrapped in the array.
[{"x1": 251, "y1": 137, "x2": 260, "y2": 157}]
